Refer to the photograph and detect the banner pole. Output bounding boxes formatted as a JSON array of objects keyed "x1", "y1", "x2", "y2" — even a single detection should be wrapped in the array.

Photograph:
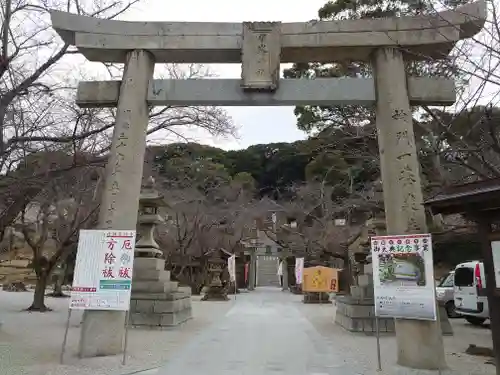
[
  {"x1": 375, "y1": 314, "x2": 382, "y2": 371},
  {"x1": 60, "y1": 308, "x2": 72, "y2": 364},
  {"x1": 122, "y1": 310, "x2": 130, "y2": 365}
]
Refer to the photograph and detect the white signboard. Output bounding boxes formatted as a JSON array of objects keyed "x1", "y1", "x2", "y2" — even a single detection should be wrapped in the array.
[
  {"x1": 491, "y1": 241, "x2": 500, "y2": 288},
  {"x1": 371, "y1": 234, "x2": 437, "y2": 321},
  {"x1": 70, "y1": 230, "x2": 136, "y2": 311},
  {"x1": 228, "y1": 255, "x2": 236, "y2": 282},
  {"x1": 295, "y1": 257, "x2": 305, "y2": 284}
]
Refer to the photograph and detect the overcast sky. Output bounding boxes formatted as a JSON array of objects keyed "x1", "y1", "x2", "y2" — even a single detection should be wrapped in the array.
[{"x1": 89, "y1": 0, "x2": 329, "y2": 150}]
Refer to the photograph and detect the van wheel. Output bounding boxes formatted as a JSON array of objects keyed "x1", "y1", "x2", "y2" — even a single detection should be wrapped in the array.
[
  {"x1": 465, "y1": 316, "x2": 486, "y2": 326},
  {"x1": 445, "y1": 301, "x2": 459, "y2": 318}
]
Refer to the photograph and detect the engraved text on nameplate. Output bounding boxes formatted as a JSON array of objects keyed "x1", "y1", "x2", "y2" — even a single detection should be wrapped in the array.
[{"x1": 241, "y1": 21, "x2": 281, "y2": 92}]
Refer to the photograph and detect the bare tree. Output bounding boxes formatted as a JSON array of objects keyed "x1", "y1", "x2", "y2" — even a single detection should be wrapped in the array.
[
  {"x1": 19, "y1": 162, "x2": 100, "y2": 311},
  {"x1": 417, "y1": 0, "x2": 500, "y2": 186},
  {"x1": 0, "y1": 0, "x2": 236, "y2": 240},
  {"x1": 154, "y1": 170, "x2": 256, "y2": 292},
  {"x1": 252, "y1": 183, "x2": 370, "y2": 263}
]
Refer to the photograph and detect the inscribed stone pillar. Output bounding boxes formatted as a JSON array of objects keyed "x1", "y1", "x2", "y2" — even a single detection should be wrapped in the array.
[
  {"x1": 373, "y1": 47, "x2": 447, "y2": 373},
  {"x1": 79, "y1": 50, "x2": 155, "y2": 358}
]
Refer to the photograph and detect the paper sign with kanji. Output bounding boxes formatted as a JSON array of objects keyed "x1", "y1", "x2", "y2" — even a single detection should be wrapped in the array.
[
  {"x1": 70, "y1": 229, "x2": 136, "y2": 311},
  {"x1": 371, "y1": 234, "x2": 437, "y2": 321}
]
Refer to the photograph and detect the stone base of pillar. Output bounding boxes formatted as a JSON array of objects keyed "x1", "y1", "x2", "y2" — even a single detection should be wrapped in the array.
[
  {"x1": 302, "y1": 292, "x2": 332, "y2": 304},
  {"x1": 392, "y1": 365, "x2": 452, "y2": 375},
  {"x1": 79, "y1": 310, "x2": 126, "y2": 357},
  {"x1": 335, "y1": 295, "x2": 395, "y2": 333},
  {"x1": 129, "y1": 257, "x2": 192, "y2": 329},
  {"x1": 335, "y1": 296, "x2": 453, "y2": 336}
]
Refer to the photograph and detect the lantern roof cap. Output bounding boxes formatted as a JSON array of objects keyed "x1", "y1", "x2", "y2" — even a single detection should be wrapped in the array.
[{"x1": 139, "y1": 176, "x2": 168, "y2": 207}]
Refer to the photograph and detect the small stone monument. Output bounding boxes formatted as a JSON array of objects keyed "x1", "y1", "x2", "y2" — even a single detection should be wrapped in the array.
[
  {"x1": 202, "y1": 249, "x2": 230, "y2": 301},
  {"x1": 129, "y1": 177, "x2": 192, "y2": 328}
]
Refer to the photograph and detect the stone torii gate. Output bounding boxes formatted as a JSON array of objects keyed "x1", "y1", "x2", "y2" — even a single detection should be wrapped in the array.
[{"x1": 51, "y1": 2, "x2": 485, "y2": 373}]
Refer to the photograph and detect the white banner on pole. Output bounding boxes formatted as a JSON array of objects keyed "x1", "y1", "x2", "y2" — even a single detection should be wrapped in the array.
[
  {"x1": 69, "y1": 229, "x2": 136, "y2": 311},
  {"x1": 371, "y1": 234, "x2": 437, "y2": 321},
  {"x1": 228, "y1": 255, "x2": 236, "y2": 282},
  {"x1": 295, "y1": 257, "x2": 305, "y2": 284}
]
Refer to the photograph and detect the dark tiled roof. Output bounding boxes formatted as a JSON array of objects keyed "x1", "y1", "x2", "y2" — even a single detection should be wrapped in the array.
[{"x1": 424, "y1": 178, "x2": 500, "y2": 215}]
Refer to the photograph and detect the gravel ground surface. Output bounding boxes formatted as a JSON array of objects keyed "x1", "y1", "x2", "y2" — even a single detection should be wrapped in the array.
[
  {"x1": 0, "y1": 289, "x2": 496, "y2": 375},
  {"x1": 0, "y1": 290, "x2": 233, "y2": 375},
  {"x1": 300, "y1": 300, "x2": 496, "y2": 375}
]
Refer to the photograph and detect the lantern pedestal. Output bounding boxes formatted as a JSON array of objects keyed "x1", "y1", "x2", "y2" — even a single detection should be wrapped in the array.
[{"x1": 202, "y1": 285, "x2": 229, "y2": 301}]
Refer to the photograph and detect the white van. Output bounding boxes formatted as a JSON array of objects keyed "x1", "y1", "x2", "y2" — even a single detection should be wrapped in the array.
[{"x1": 453, "y1": 261, "x2": 489, "y2": 325}]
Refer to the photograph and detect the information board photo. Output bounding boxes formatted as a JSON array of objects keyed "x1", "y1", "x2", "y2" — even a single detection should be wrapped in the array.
[
  {"x1": 371, "y1": 234, "x2": 437, "y2": 321},
  {"x1": 70, "y1": 230, "x2": 136, "y2": 311}
]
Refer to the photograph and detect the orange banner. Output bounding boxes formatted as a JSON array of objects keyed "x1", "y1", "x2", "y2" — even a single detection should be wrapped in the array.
[{"x1": 302, "y1": 266, "x2": 339, "y2": 293}]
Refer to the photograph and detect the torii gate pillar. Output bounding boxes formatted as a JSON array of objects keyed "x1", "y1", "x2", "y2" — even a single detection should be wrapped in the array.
[
  {"x1": 79, "y1": 50, "x2": 154, "y2": 357},
  {"x1": 374, "y1": 46, "x2": 447, "y2": 372}
]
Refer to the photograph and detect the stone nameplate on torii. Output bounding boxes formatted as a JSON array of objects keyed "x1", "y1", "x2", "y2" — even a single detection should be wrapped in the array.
[{"x1": 241, "y1": 21, "x2": 281, "y2": 92}]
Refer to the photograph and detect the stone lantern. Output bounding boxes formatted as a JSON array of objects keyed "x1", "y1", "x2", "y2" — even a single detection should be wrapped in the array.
[
  {"x1": 202, "y1": 249, "x2": 229, "y2": 301},
  {"x1": 135, "y1": 176, "x2": 165, "y2": 259},
  {"x1": 129, "y1": 176, "x2": 193, "y2": 329}
]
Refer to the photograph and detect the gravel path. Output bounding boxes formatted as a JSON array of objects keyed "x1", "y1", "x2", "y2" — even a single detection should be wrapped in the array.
[
  {"x1": 152, "y1": 287, "x2": 366, "y2": 375},
  {"x1": 0, "y1": 289, "x2": 496, "y2": 375},
  {"x1": 300, "y1": 299, "x2": 496, "y2": 375}
]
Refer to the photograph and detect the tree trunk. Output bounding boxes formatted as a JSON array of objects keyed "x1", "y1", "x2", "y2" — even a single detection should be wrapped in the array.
[{"x1": 28, "y1": 272, "x2": 51, "y2": 311}]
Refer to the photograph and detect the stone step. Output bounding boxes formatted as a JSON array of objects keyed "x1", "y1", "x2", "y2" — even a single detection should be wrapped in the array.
[
  {"x1": 131, "y1": 290, "x2": 190, "y2": 301},
  {"x1": 177, "y1": 285, "x2": 192, "y2": 296},
  {"x1": 336, "y1": 300, "x2": 375, "y2": 318},
  {"x1": 133, "y1": 269, "x2": 171, "y2": 281},
  {"x1": 129, "y1": 306, "x2": 192, "y2": 328},
  {"x1": 258, "y1": 270, "x2": 279, "y2": 274},
  {"x1": 335, "y1": 311, "x2": 395, "y2": 333},
  {"x1": 134, "y1": 258, "x2": 166, "y2": 271},
  {"x1": 258, "y1": 266, "x2": 278, "y2": 270},
  {"x1": 132, "y1": 296, "x2": 191, "y2": 314},
  {"x1": 132, "y1": 280, "x2": 178, "y2": 293},
  {"x1": 258, "y1": 275, "x2": 279, "y2": 280}
]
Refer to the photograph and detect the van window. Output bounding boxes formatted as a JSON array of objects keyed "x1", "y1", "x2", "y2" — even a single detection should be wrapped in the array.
[
  {"x1": 454, "y1": 267, "x2": 474, "y2": 287},
  {"x1": 438, "y1": 272, "x2": 454, "y2": 287}
]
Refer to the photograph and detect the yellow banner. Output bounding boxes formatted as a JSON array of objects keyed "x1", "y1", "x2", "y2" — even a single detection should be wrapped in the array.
[{"x1": 302, "y1": 266, "x2": 339, "y2": 293}]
